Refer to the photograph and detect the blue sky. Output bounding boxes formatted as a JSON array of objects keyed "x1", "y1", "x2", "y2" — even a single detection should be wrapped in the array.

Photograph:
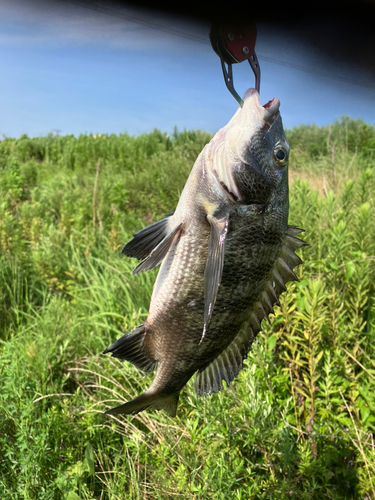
[{"x1": 1, "y1": 0, "x2": 374, "y2": 139}]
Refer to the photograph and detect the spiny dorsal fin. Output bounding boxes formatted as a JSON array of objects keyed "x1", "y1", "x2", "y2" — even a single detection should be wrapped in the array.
[
  {"x1": 195, "y1": 225, "x2": 307, "y2": 396},
  {"x1": 286, "y1": 225, "x2": 305, "y2": 237},
  {"x1": 103, "y1": 324, "x2": 156, "y2": 373},
  {"x1": 132, "y1": 221, "x2": 183, "y2": 275},
  {"x1": 201, "y1": 214, "x2": 229, "y2": 342},
  {"x1": 122, "y1": 212, "x2": 175, "y2": 261}
]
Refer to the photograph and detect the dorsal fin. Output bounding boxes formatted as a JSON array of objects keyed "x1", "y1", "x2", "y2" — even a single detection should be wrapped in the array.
[
  {"x1": 195, "y1": 323, "x2": 254, "y2": 396},
  {"x1": 122, "y1": 212, "x2": 175, "y2": 261},
  {"x1": 195, "y1": 225, "x2": 307, "y2": 396}
]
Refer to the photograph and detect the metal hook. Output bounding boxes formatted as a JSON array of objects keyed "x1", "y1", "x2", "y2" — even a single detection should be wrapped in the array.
[
  {"x1": 210, "y1": 23, "x2": 261, "y2": 106},
  {"x1": 219, "y1": 52, "x2": 244, "y2": 107}
]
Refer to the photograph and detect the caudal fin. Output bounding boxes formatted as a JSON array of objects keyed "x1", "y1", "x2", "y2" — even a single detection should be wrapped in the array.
[{"x1": 105, "y1": 391, "x2": 180, "y2": 417}]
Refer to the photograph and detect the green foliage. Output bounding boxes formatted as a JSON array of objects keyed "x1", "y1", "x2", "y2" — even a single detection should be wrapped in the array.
[
  {"x1": 286, "y1": 116, "x2": 375, "y2": 158},
  {"x1": 0, "y1": 121, "x2": 374, "y2": 499}
]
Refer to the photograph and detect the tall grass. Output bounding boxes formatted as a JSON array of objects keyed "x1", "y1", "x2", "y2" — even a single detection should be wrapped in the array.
[{"x1": 0, "y1": 118, "x2": 374, "y2": 499}]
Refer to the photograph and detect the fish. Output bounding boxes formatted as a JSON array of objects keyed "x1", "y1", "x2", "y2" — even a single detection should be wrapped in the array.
[{"x1": 103, "y1": 88, "x2": 307, "y2": 418}]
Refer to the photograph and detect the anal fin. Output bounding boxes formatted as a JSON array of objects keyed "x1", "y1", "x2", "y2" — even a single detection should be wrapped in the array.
[{"x1": 103, "y1": 324, "x2": 156, "y2": 373}]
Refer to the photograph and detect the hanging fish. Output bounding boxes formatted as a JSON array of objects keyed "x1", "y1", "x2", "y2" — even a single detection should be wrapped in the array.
[{"x1": 103, "y1": 88, "x2": 306, "y2": 417}]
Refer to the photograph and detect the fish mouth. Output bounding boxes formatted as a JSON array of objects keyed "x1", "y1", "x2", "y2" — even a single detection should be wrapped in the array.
[
  {"x1": 262, "y1": 97, "x2": 280, "y2": 122},
  {"x1": 210, "y1": 88, "x2": 282, "y2": 205},
  {"x1": 242, "y1": 88, "x2": 280, "y2": 126}
]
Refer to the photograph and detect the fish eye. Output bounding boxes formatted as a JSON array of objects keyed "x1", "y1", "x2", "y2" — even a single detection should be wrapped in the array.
[{"x1": 273, "y1": 146, "x2": 288, "y2": 166}]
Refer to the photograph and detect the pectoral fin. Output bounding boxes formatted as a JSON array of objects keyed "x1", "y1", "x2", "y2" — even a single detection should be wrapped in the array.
[
  {"x1": 201, "y1": 214, "x2": 229, "y2": 342},
  {"x1": 132, "y1": 221, "x2": 183, "y2": 275}
]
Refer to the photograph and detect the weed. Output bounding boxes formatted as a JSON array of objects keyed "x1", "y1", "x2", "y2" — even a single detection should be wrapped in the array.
[{"x1": 0, "y1": 120, "x2": 374, "y2": 499}]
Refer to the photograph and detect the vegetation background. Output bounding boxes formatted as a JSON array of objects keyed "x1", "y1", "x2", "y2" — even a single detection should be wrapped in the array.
[{"x1": 0, "y1": 117, "x2": 375, "y2": 499}]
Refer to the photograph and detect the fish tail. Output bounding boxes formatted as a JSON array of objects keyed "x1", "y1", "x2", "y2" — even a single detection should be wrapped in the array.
[{"x1": 105, "y1": 390, "x2": 180, "y2": 417}]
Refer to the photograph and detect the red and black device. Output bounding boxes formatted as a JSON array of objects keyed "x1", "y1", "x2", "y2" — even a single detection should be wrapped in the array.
[{"x1": 210, "y1": 23, "x2": 260, "y2": 106}]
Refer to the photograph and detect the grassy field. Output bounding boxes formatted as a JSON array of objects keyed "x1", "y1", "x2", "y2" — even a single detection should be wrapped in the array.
[{"x1": 0, "y1": 118, "x2": 375, "y2": 499}]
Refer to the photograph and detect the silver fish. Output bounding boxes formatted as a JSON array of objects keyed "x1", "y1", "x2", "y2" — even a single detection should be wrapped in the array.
[{"x1": 103, "y1": 88, "x2": 306, "y2": 417}]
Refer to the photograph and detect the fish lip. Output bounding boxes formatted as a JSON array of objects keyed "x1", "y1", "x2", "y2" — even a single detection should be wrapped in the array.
[
  {"x1": 262, "y1": 97, "x2": 280, "y2": 123},
  {"x1": 242, "y1": 88, "x2": 280, "y2": 125}
]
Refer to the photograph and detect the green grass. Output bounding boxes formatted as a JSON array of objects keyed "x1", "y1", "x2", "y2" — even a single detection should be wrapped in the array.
[{"x1": 0, "y1": 118, "x2": 375, "y2": 499}]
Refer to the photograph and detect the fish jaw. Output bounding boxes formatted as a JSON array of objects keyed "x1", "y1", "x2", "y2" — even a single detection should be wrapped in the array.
[
  {"x1": 240, "y1": 88, "x2": 280, "y2": 132},
  {"x1": 221, "y1": 88, "x2": 281, "y2": 156},
  {"x1": 208, "y1": 88, "x2": 288, "y2": 206}
]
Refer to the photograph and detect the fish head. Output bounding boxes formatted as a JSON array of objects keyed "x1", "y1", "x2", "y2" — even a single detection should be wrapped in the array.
[{"x1": 211, "y1": 88, "x2": 289, "y2": 208}]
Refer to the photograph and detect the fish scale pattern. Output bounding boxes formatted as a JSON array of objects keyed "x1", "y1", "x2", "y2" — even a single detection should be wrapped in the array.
[{"x1": 194, "y1": 226, "x2": 306, "y2": 396}]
